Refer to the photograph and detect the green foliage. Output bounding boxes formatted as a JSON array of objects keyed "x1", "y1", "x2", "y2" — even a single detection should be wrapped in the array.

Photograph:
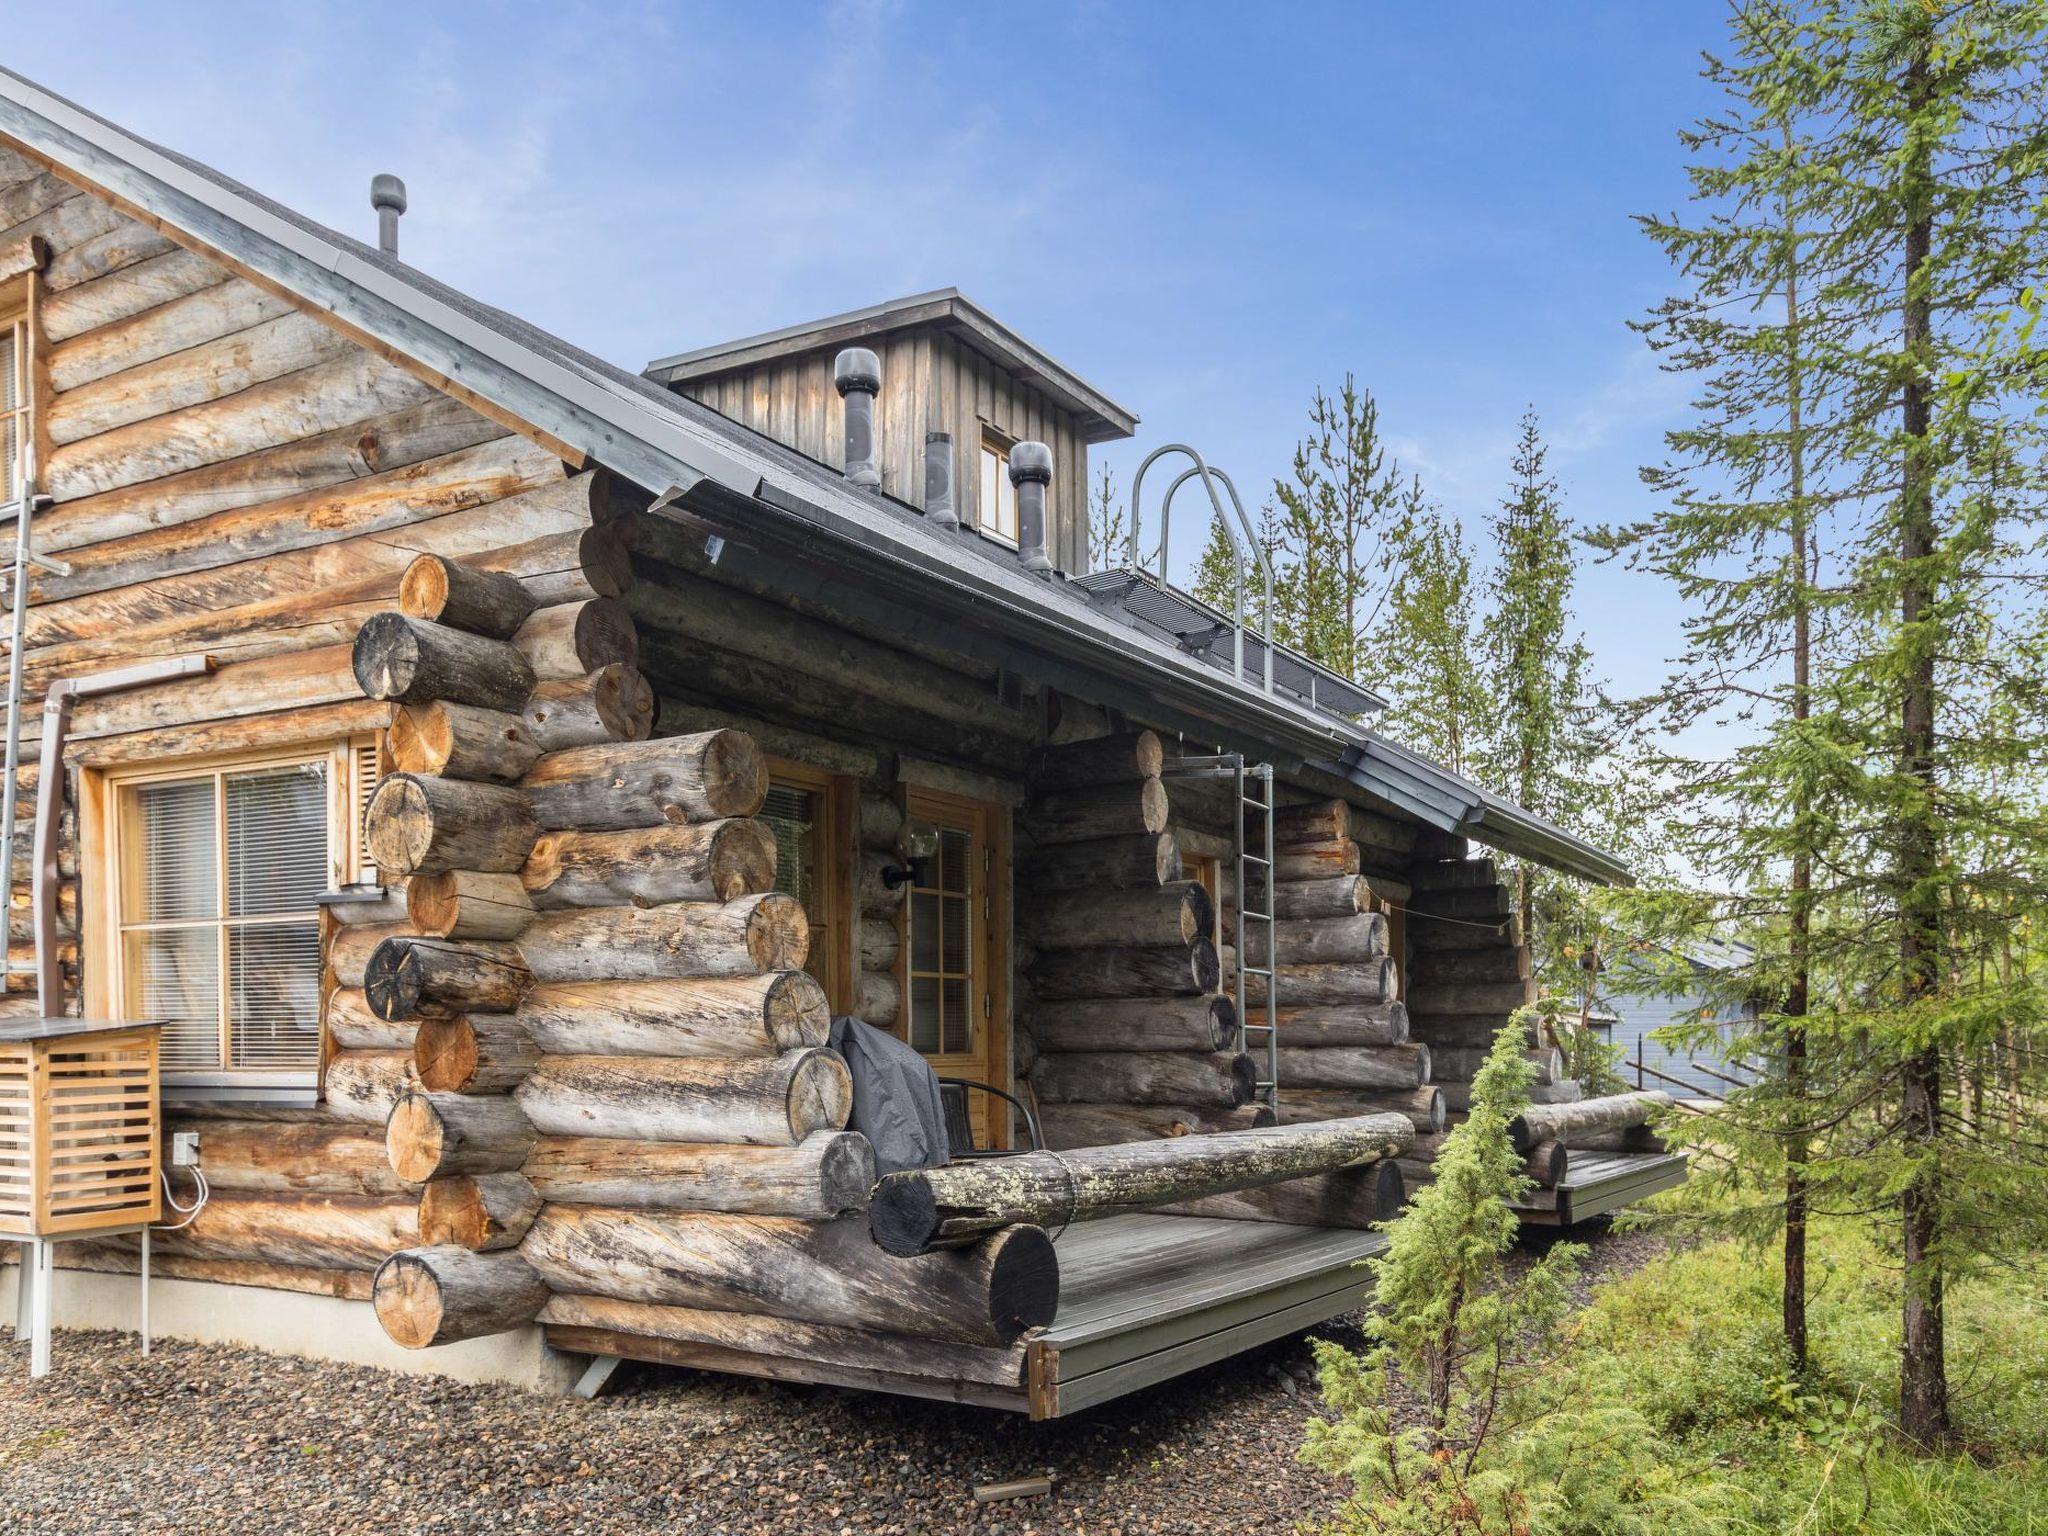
[
  {"x1": 1302, "y1": 1027, "x2": 1689, "y2": 1535},
  {"x1": 1087, "y1": 461, "x2": 1127, "y2": 574},
  {"x1": 1561, "y1": 1214, "x2": 2048, "y2": 1533},
  {"x1": 1378, "y1": 480, "x2": 1486, "y2": 777},
  {"x1": 1609, "y1": 0, "x2": 2048, "y2": 1440}
]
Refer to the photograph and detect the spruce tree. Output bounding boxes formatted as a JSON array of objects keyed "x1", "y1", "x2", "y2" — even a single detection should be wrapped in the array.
[
  {"x1": 1616, "y1": 0, "x2": 2048, "y2": 1445},
  {"x1": 1087, "y1": 462, "x2": 1126, "y2": 574}
]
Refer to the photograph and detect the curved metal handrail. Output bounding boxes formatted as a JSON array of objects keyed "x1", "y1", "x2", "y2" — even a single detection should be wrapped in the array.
[{"x1": 1124, "y1": 443, "x2": 1275, "y2": 692}]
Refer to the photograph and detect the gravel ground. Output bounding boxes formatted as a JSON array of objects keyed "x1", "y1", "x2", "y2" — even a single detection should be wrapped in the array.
[{"x1": 0, "y1": 1223, "x2": 1664, "y2": 1536}]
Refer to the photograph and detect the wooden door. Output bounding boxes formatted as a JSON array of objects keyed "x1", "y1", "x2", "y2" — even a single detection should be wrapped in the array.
[{"x1": 900, "y1": 787, "x2": 1009, "y2": 1148}]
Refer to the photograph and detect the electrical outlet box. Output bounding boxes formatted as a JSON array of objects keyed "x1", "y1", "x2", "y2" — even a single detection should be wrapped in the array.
[{"x1": 170, "y1": 1131, "x2": 201, "y2": 1167}]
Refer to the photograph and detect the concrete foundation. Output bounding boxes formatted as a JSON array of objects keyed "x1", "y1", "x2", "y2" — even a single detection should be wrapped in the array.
[{"x1": 0, "y1": 1267, "x2": 586, "y2": 1391}]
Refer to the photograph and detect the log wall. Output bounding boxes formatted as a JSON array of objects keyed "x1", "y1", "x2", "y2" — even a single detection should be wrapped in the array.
[{"x1": 0, "y1": 145, "x2": 635, "y2": 1299}]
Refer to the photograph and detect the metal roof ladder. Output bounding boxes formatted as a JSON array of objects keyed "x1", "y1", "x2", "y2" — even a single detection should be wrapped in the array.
[{"x1": 1164, "y1": 753, "x2": 1279, "y2": 1113}]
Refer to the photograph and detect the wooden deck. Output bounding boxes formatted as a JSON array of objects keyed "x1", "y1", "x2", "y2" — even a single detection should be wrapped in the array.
[
  {"x1": 1023, "y1": 1213, "x2": 1385, "y2": 1418},
  {"x1": 547, "y1": 1212, "x2": 1384, "y2": 1419},
  {"x1": 1511, "y1": 1150, "x2": 1688, "y2": 1227}
]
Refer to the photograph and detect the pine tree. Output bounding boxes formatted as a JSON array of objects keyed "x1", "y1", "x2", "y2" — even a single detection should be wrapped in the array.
[{"x1": 1377, "y1": 477, "x2": 1485, "y2": 776}]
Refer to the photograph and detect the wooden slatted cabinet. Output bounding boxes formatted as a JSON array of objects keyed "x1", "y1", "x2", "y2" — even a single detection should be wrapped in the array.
[{"x1": 0, "y1": 1019, "x2": 161, "y2": 1237}]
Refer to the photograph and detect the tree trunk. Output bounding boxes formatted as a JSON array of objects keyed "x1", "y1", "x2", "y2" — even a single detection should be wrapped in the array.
[
  {"x1": 516, "y1": 893, "x2": 808, "y2": 982},
  {"x1": 1022, "y1": 778, "x2": 1169, "y2": 845},
  {"x1": 1018, "y1": 832, "x2": 1182, "y2": 891},
  {"x1": 1155, "y1": 1161, "x2": 1403, "y2": 1228},
  {"x1": 364, "y1": 772, "x2": 540, "y2": 877},
  {"x1": 520, "y1": 1130, "x2": 876, "y2": 1218},
  {"x1": 1021, "y1": 994, "x2": 1238, "y2": 1055},
  {"x1": 390, "y1": 701, "x2": 541, "y2": 782},
  {"x1": 166, "y1": 1116, "x2": 408, "y2": 1196},
  {"x1": 1271, "y1": 875, "x2": 1371, "y2": 920},
  {"x1": 1506, "y1": 1091, "x2": 1671, "y2": 1155},
  {"x1": 1035, "y1": 1101, "x2": 1274, "y2": 1148},
  {"x1": 399, "y1": 554, "x2": 537, "y2": 638},
  {"x1": 1273, "y1": 839, "x2": 1360, "y2": 882},
  {"x1": 1242, "y1": 957, "x2": 1398, "y2": 1008},
  {"x1": 326, "y1": 982, "x2": 414, "y2": 1048},
  {"x1": 351, "y1": 612, "x2": 535, "y2": 712},
  {"x1": 518, "y1": 1208, "x2": 1058, "y2": 1348},
  {"x1": 1019, "y1": 881, "x2": 1214, "y2": 951},
  {"x1": 386, "y1": 1090, "x2": 537, "y2": 1182},
  {"x1": 522, "y1": 664, "x2": 654, "y2": 751},
  {"x1": 520, "y1": 729, "x2": 767, "y2": 830},
  {"x1": 144, "y1": 1189, "x2": 417, "y2": 1269},
  {"x1": 517, "y1": 972, "x2": 830, "y2": 1058},
  {"x1": 870, "y1": 1113, "x2": 1414, "y2": 1254},
  {"x1": 321, "y1": 1049, "x2": 414, "y2": 1124},
  {"x1": 520, "y1": 820, "x2": 775, "y2": 909},
  {"x1": 373, "y1": 1246, "x2": 549, "y2": 1348},
  {"x1": 1266, "y1": 912, "x2": 1389, "y2": 967},
  {"x1": 1031, "y1": 1050, "x2": 1254, "y2": 1107},
  {"x1": 1030, "y1": 940, "x2": 1220, "y2": 1000},
  {"x1": 511, "y1": 597, "x2": 638, "y2": 679},
  {"x1": 1027, "y1": 729, "x2": 1162, "y2": 789},
  {"x1": 412, "y1": 1014, "x2": 539, "y2": 1094},
  {"x1": 1272, "y1": 1042, "x2": 1430, "y2": 1091},
  {"x1": 406, "y1": 870, "x2": 534, "y2": 941},
  {"x1": 418, "y1": 1172, "x2": 542, "y2": 1251},
  {"x1": 1273, "y1": 1002, "x2": 1407, "y2": 1047},
  {"x1": 365, "y1": 936, "x2": 532, "y2": 1022},
  {"x1": 514, "y1": 1049, "x2": 852, "y2": 1146},
  {"x1": 1277, "y1": 1085, "x2": 1445, "y2": 1134}
]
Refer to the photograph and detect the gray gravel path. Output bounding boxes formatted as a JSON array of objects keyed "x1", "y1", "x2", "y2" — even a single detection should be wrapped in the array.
[{"x1": 0, "y1": 1223, "x2": 1662, "y2": 1536}]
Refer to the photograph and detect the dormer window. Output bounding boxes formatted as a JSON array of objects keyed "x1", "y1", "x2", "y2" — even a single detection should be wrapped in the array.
[{"x1": 977, "y1": 429, "x2": 1018, "y2": 546}]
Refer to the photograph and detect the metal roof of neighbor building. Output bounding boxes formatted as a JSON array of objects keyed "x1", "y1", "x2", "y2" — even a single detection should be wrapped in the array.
[
  {"x1": 0, "y1": 67, "x2": 1632, "y2": 886},
  {"x1": 644, "y1": 288, "x2": 1140, "y2": 445}
]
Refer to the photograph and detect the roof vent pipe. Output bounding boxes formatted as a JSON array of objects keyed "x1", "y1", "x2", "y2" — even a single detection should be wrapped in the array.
[
  {"x1": 924, "y1": 431, "x2": 958, "y2": 528},
  {"x1": 370, "y1": 174, "x2": 407, "y2": 256},
  {"x1": 834, "y1": 347, "x2": 882, "y2": 487},
  {"x1": 1009, "y1": 440, "x2": 1054, "y2": 575}
]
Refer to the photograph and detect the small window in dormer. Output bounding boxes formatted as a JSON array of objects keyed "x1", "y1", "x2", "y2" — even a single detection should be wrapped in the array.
[
  {"x1": 0, "y1": 310, "x2": 27, "y2": 507},
  {"x1": 977, "y1": 430, "x2": 1017, "y2": 545}
]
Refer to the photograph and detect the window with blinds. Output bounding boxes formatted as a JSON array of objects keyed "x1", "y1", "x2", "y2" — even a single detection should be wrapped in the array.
[
  {"x1": 113, "y1": 758, "x2": 332, "y2": 1075},
  {"x1": 0, "y1": 316, "x2": 26, "y2": 508},
  {"x1": 759, "y1": 778, "x2": 834, "y2": 996}
]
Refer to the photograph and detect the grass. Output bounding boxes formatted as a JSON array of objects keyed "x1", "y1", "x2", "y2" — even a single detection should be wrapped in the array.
[{"x1": 1556, "y1": 1210, "x2": 2048, "y2": 1534}]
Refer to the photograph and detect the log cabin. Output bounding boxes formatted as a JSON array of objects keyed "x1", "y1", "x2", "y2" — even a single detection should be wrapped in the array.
[{"x1": 0, "y1": 67, "x2": 1679, "y2": 1416}]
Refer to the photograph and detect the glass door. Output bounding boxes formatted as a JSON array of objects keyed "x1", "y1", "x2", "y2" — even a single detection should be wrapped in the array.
[{"x1": 901, "y1": 788, "x2": 1008, "y2": 1148}]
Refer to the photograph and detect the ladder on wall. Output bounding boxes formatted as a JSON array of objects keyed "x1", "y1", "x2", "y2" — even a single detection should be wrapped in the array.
[{"x1": 1164, "y1": 753, "x2": 1279, "y2": 1113}]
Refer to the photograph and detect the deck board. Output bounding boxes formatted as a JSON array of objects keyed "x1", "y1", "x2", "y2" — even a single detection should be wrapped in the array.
[{"x1": 1513, "y1": 1150, "x2": 1688, "y2": 1226}]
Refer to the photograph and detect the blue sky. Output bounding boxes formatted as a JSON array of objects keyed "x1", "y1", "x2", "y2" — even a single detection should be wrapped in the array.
[{"x1": 15, "y1": 2, "x2": 1727, "y2": 703}]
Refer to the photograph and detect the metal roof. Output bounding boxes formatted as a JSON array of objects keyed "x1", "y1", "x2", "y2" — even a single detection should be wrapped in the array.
[
  {"x1": 645, "y1": 288, "x2": 1139, "y2": 444},
  {"x1": 0, "y1": 67, "x2": 1632, "y2": 888},
  {"x1": 1071, "y1": 569, "x2": 1387, "y2": 719}
]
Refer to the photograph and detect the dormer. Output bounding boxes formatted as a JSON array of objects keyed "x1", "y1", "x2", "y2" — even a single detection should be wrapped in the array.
[{"x1": 644, "y1": 289, "x2": 1137, "y2": 574}]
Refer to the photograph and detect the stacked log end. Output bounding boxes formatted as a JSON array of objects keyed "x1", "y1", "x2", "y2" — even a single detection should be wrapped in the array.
[
  {"x1": 355, "y1": 551, "x2": 1049, "y2": 1360},
  {"x1": 856, "y1": 791, "x2": 905, "y2": 1028},
  {"x1": 1016, "y1": 732, "x2": 1254, "y2": 1150},
  {"x1": 1250, "y1": 800, "x2": 1440, "y2": 1150}
]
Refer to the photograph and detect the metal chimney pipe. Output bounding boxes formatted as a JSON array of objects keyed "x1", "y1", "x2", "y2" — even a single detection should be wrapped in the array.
[
  {"x1": 1008, "y1": 440, "x2": 1054, "y2": 574},
  {"x1": 924, "y1": 431, "x2": 958, "y2": 528},
  {"x1": 370, "y1": 174, "x2": 407, "y2": 256},
  {"x1": 834, "y1": 347, "x2": 882, "y2": 487}
]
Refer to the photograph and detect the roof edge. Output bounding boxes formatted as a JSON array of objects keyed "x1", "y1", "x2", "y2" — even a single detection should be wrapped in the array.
[{"x1": 643, "y1": 287, "x2": 1139, "y2": 443}]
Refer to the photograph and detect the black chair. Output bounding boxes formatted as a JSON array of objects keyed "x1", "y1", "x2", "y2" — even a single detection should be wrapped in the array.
[{"x1": 935, "y1": 1077, "x2": 1043, "y2": 1160}]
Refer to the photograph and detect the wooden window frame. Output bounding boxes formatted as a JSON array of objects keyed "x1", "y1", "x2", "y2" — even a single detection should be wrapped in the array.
[
  {"x1": 763, "y1": 757, "x2": 857, "y2": 1015},
  {"x1": 976, "y1": 427, "x2": 1019, "y2": 548},
  {"x1": 82, "y1": 737, "x2": 380, "y2": 1093}
]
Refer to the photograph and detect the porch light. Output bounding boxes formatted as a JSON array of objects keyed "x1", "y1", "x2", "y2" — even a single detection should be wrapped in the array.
[{"x1": 882, "y1": 819, "x2": 941, "y2": 890}]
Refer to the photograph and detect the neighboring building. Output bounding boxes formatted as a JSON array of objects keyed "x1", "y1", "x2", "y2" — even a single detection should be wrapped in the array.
[
  {"x1": 0, "y1": 67, "x2": 1666, "y2": 1418},
  {"x1": 1596, "y1": 937, "x2": 1761, "y2": 1100}
]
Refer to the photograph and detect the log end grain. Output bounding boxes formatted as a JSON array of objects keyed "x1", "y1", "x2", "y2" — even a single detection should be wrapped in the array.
[
  {"x1": 692, "y1": 727, "x2": 769, "y2": 821},
  {"x1": 372, "y1": 1245, "x2": 548, "y2": 1349},
  {"x1": 745, "y1": 892, "x2": 813, "y2": 973},
  {"x1": 763, "y1": 970, "x2": 833, "y2": 1052},
  {"x1": 788, "y1": 1046, "x2": 855, "y2": 1139},
  {"x1": 982, "y1": 1224, "x2": 1060, "y2": 1344}
]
